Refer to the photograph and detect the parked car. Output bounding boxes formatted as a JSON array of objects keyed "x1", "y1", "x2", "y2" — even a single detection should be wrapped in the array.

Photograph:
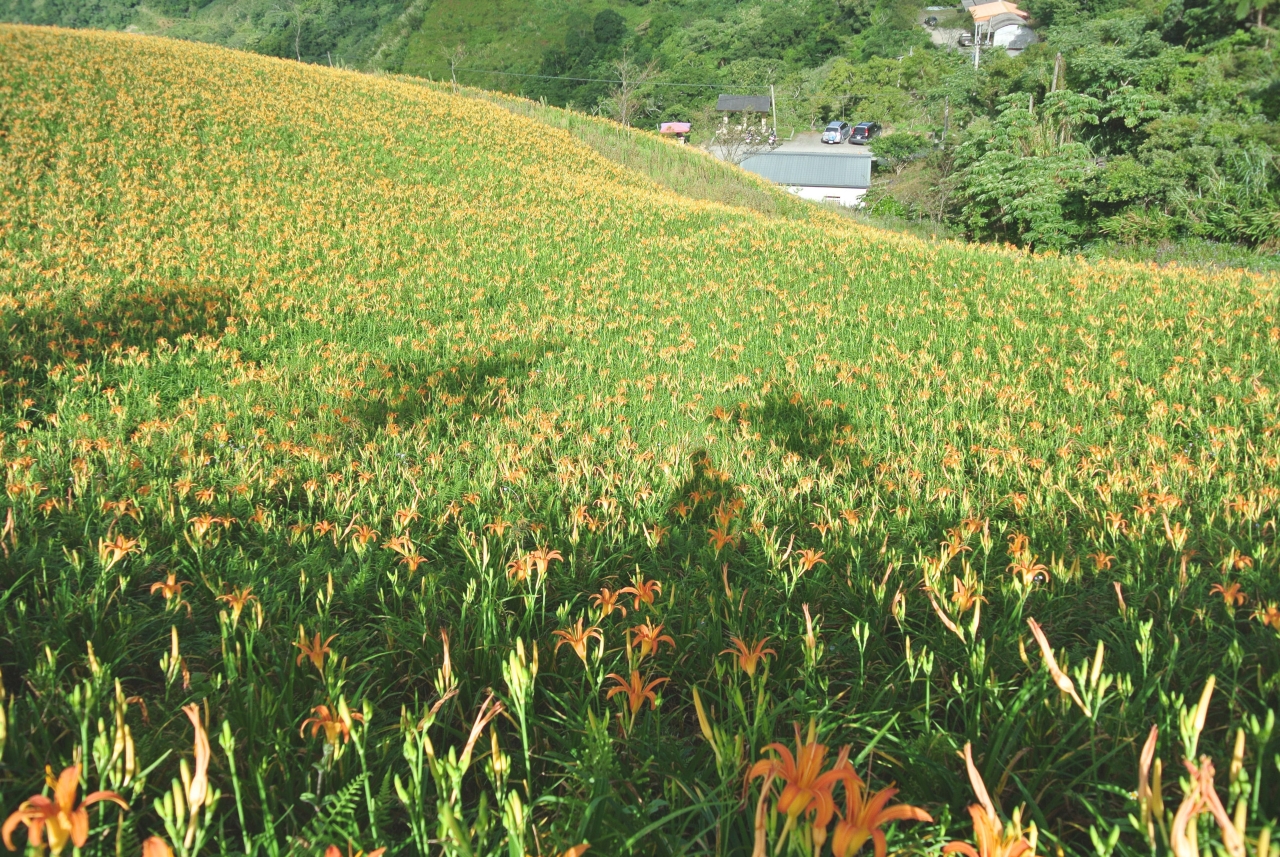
[
  {"x1": 821, "y1": 121, "x2": 851, "y2": 144},
  {"x1": 849, "y1": 122, "x2": 882, "y2": 144}
]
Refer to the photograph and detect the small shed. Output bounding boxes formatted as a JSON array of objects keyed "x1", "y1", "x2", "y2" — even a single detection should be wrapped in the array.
[
  {"x1": 739, "y1": 152, "x2": 873, "y2": 207},
  {"x1": 716, "y1": 94, "x2": 773, "y2": 113},
  {"x1": 658, "y1": 121, "x2": 691, "y2": 143},
  {"x1": 967, "y1": 1, "x2": 1036, "y2": 55}
]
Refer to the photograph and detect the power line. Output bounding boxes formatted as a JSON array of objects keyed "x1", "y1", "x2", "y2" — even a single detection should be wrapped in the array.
[{"x1": 451, "y1": 66, "x2": 762, "y2": 91}]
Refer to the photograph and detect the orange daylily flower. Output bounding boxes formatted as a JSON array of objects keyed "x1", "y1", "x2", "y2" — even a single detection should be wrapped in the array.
[
  {"x1": 150, "y1": 573, "x2": 192, "y2": 616},
  {"x1": 528, "y1": 545, "x2": 563, "y2": 577},
  {"x1": 294, "y1": 627, "x2": 337, "y2": 675},
  {"x1": 619, "y1": 576, "x2": 662, "y2": 610},
  {"x1": 950, "y1": 576, "x2": 986, "y2": 613},
  {"x1": 393, "y1": 506, "x2": 421, "y2": 530},
  {"x1": 149, "y1": 573, "x2": 189, "y2": 601},
  {"x1": 795, "y1": 548, "x2": 827, "y2": 573},
  {"x1": 324, "y1": 845, "x2": 385, "y2": 857},
  {"x1": 943, "y1": 805, "x2": 1037, "y2": 857},
  {"x1": 348, "y1": 524, "x2": 379, "y2": 546},
  {"x1": 1253, "y1": 604, "x2": 1280, "y2": 630},
  {"x1": 721, "y1": 636, "x2": 776, "y2": 677},
  {"x1": 628, "y1": 618, "x2": 675, "y2": 660},
  {"x1": 1009, "y1": 555, "x2": 1049, "y2": 586},
  {"x1": 98, "y1": 532, "x2": 141, "y2": 570},
  {"x1": 506, "y1": 554, "x2": 533, "y2": 583},
  {"x1": 399, "y1": 553, "x2": 427, "y2": 573},
  {"x1": 383, "y1": 535, "x2": 414, "y2": 557},
  {"x1": 644, "y1": 523, "x2": 669, "y2": 546},
  {"x1": 216, "y1": 586, "x2": 256, "y2": 625},
  {"x1": 605, "y1": 670, "x2": 668, "y2": 715},
  {"x1": 1170, "y1": 756, "x2": 1244, "y2": 857},
  {"x1": 589, "y1": 587, "x2": 627, "y2": 618},
  {"x1": 141, "y1": 837, "x2": 174, "y2": 857},
  {"x1": 552, "y1": 618, "x2": 603, "y2": 666},
  {"x1": 483, "y1": 516, "x2": 512, "y2": 537},
  {"x1": 831, "y1": 774, "x2": 932, "y2": 857},
  {"x1": 707, "y1": 524, "x2": 739, "y2": 553},
  {"x1": 1209, "y1": 582, "x2": 1247, "y2": 608},
  {"x1": 746, "y1": 720, "x2": 853, "y2": 832},
  {"x1": 302, "y1": 703, "x2": 364, "y2": 748},
  {"x1": 943, "y1": 743, "x2": 1038, "y2": 857},
  {"x1": 2, "y1": 764, "x2": 128, "y2": 855}
]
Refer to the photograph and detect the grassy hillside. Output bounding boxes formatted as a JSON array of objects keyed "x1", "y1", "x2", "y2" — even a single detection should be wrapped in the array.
[
  {"x1": 398, "y1": 76, "x2": 816, "y2": 219},
  {"x1": 1, "y1": 25, "x2": 1279, "y2": 857}
]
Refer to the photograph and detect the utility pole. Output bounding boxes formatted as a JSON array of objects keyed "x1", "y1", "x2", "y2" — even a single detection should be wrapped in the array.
[
  {"x1": 973, "y1": 21, "x2": 981, "y2": 69},
  {"x1": 770, "y1": 84, "x2": 777, "y2": 135}
]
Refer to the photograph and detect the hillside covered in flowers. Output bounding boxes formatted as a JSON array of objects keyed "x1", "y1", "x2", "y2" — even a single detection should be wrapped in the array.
[{"x1": 0, "y1": 25, "x2": 1278, "y2": 857}]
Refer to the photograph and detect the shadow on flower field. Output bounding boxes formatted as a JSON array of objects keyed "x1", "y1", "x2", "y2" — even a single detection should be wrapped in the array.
[
  {"x1": 0, "y1": 278, "x2": 235, "y2": 401},
  {"x1": 351, "y1": 348, "x2": 553, "y2": 439}
]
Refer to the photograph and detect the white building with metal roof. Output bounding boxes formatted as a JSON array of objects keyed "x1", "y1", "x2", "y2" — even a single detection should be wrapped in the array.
[{"x1": 738, "y1": 152, "x2": 873, "y2": 208}]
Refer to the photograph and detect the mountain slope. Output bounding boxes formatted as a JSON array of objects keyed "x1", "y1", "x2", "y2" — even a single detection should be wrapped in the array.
[{"x1": 1, "y1": 25, "x2": 1279, "y2": 856}]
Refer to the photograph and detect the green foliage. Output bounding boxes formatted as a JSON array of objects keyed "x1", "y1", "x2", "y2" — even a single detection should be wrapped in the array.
[
  {"x1": 871, "y1": 130, "x2": 931, "y2": 166},
  {"x1": 0, "y1": 0, "x2": 139, "y2": 29},
  {"x1": 592, "y1": 8, "x2": 625, "y2": 46},
  {"x1": 859, "y1": 6, "x2": 1280, "y2": 253}
]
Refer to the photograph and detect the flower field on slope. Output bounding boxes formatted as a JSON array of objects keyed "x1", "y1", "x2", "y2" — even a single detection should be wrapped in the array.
[{"x1": 1, "y1": 24, "x2": 1279, "y2": 857}]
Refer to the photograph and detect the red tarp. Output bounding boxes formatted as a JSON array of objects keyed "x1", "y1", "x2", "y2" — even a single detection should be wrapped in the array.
[{"x1": 659, "y1": 122, "x2": 692, "y2": 134}]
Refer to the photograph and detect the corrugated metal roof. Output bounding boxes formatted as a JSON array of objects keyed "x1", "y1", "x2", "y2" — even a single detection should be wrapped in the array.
[
  {"x1": 739, "y1": 153, "x2": 872, "y2": 189},
  {"x1": 988, "y1": 12, "x2": 1030, "y2": 28},
  {"x1": 969, "y1": 0, "x2": 1028, "y2": 20},
  {"x1": 716, "y1": 95, "x2": 773, "y2": 113}
]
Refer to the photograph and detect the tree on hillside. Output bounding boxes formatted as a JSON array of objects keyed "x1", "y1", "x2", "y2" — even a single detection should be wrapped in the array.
[
  {"x1": 441, "y1": 43, "x2": 467, "y2": 92},
  {"x1": 594, "y1": 8, "x2": 627, "y2": 46},
  {"x1": 700, "y1": 107, "x2": 775, "y2": 164},
  {"x1": 272, "y1": 0, "x2": 320, "y2": 62},
  {"x1": 872, "y1": 131, "x2": 931, "y2": 174},
  {"x1": 603, "y1": 51, "x2": 659, "y2": 126}
]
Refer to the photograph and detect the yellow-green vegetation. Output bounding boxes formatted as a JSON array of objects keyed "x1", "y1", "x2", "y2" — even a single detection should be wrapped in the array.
[
  {"x1": 398, "y1": 76, "x2": 815, "y2": 220},
  {"x1": 1, "y1": 25, "x2": 1279, "y2": 857}
]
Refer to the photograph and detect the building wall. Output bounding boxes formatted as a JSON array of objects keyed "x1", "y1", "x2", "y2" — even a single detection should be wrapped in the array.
[
  {"x1": 786, "y1": 186, "x2": 867, "y2": 207},
  {"x1": 993, "y1": 23, "x2": 1036, "y2": 54}
]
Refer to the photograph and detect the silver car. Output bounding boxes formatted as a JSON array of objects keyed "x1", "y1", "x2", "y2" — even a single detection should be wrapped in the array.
[{"x1": 822, "y1": 121, "x2": 851, "y2": 144}]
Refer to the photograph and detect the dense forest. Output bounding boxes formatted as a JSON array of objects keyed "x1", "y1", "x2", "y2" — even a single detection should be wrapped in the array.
[{"x1": 2, "y1": 0, "x2": 1277, "y2": 256}]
